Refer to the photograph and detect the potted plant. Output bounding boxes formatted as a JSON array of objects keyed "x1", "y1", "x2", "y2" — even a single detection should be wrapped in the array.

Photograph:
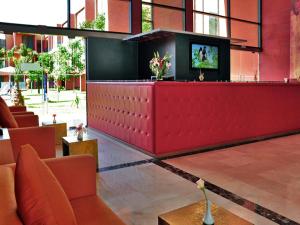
[{"x1": 149, "y1": 51, "x2": 172, "y2": 80}]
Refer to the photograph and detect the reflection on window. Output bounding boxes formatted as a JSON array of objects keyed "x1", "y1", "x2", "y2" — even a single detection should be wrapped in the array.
[
  {"x1": 193, "y1": 0, "x2": 227, "y2": 37},
  {"x1": 195, "y1": 14, "x2": 227, "y2": 37},
  {"x1": 142, "y1": 4, "x2": 153, "y2": 32},
  {"x1": 231, "y1": 50, "x2": 259, "y2": 81},
  {"x1": 141, "y1": 1, "x2": 185, "y2": 32}
]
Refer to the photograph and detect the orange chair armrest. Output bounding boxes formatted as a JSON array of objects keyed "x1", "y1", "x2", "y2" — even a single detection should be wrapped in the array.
[
  {"x1": 12, "y1": 112, "x2": 34, "y2": 116},
  {"x1": 8, "y1": 106, "x2": 27, "y2": 112},
  {"x1": 45, "y1": 155, "x2": 97, "y2": 200},
  {"x1": 14, "y1": 115, "x2": 39, "y2": 127}
]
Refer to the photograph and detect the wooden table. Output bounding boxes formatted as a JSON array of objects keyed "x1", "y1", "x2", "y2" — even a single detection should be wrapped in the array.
[
  {"x1": 158, "y1": 201, "x2": 253, "y2": 225},
  {"x1": 62, "y1": 135, "x2": 99, "y2": 168},
  {"x1": 42, "y1": 121, "x2": 67, "y2": 145}
]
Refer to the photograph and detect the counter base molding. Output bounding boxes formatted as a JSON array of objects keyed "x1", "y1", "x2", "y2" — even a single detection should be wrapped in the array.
[{"x1": 87, "y1": 82, "x2": 300, "y2": 156}]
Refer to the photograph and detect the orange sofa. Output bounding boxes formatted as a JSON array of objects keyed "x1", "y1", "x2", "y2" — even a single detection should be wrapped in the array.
[
  {"x1": 0, "y1": 97, "x2": 39, "y2": 128},
  {"x1": 0, "y1": 97, "x2": 54, "y2": 164},
  {"x1": 0, "y1": 155, "x2": 125, "y2": 225}
]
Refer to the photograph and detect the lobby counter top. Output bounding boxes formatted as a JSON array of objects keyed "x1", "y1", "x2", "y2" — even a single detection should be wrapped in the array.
[{"x1": 87, "y1": 81, "x2": 300, "y2": 156}]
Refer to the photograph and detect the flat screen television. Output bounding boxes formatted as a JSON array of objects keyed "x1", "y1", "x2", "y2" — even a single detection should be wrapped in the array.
[{"x1": 191, "y1": 43, "x2": 219, "y2": 69}]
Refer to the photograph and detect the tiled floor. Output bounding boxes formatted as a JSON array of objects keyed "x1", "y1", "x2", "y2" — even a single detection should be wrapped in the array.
[{"x1": 57, "y1": 129, "x2": 300, "y2": 225}]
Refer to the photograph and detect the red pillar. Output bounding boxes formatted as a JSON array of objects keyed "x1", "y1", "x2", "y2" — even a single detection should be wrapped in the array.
[
  {"x1": 131, "y1": 0, "x2": 142, "y2": 34},
  {"x1": 85, "y1": 0, "x2": 96, "y2": 21},
  {"x1": 185, "y1": 0, "x2": 193, "y2": 32}
]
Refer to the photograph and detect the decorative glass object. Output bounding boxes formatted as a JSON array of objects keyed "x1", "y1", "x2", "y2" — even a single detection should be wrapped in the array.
[
  {"x1": 75, "y1": 123, "x2": 86, "y2": 141},
  {"x1": 53, "y1": 114, "x2": 56, "y2": 124},
  {"x1": 196, "y1": 179, "x2": 215, "y2": 225}
]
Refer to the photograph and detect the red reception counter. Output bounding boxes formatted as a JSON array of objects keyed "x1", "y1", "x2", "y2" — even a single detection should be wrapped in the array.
[{"x1": 87, "y1": 81, "x2": 300, "y2": 156}]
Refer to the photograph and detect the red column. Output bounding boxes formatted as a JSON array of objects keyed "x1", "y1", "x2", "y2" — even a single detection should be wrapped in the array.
[
  {"x1": 85, "y1": 0, "x2": 96, "y2": 22},
  {"x1": 70, "y1": 14, "x2": 76, "y2": 28},
  {"x1": 131, "y1": 0, "x2": 142, "y2": 34},
  {"x1": 185, "y1": 0, "x2": 193, "y2": 32}
]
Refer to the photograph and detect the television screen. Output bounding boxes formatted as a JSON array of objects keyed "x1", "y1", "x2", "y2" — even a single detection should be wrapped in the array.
[{"x1": 191, "y1": 44, "x2": 218, "y2": 69}]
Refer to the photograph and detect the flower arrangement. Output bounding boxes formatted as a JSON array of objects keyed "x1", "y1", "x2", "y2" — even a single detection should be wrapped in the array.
[
  {"x1": 196, "y1": 179, "x2": 214, "y2": 225},
  {"x1": 52, "y1": 114, "x2": 56, "y2": 123},
  {"x1": 75, "y1": 123, "x2": 87, "y2": 141},
  {"x1": 149, "y1": 51, "x2": 172, "y2": 80}
]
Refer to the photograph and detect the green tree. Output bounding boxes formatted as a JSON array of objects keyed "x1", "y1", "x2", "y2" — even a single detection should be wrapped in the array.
[
  {"x1": 142, "y1": 5, "x2": 152, "y2": 32},
  {"x1": 93, "y1": 13, "x2": 105, "y2": 31},
  {"x1": 0, "y1": 48, "x2": 5, "y2": 68},
  {"x1": 79, "y1": 13, "x2": 105, "y2": 31}
]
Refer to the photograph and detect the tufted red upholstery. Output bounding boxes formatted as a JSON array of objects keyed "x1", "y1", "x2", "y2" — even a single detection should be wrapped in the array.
[
  {"x1": 87, "y1": 82, "x2": 300, "y2": 156},
  {"x1": 87, "y1": 82, "x2": 155, "y2": 153}
]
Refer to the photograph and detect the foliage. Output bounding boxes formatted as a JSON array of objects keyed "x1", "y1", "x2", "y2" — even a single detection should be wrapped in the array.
[
  {"x1": 38, "y1": 52, "x2": 54, "y2": 74},
  {"x1": 79, "y1": 13, "x2": 105, "y2": 31},
  {"x1": 142, "y1": 6, "x2": 152, "y2": 32},
  {"x1": 0, "y1": 48, "x2": 5, "y2": 68},
  {"x1": 53, "y1": 45, "x2": 70, "y2": 82},
  {"x1": 53, "y1": 39, "x2": 85, "y2": 82},
  {"x1": 69, "y1": 40, "x2": 85, "y2": 75},
  {"x1": 7, "y1": 46, "x2": 16, "y2": 65},
  {"x1": 79, "y1": 20, "x2": 94, "y2": 29},
  {"x1": 0, "y1": 48, "x2": 5, "y2": 59},
  {"x1": 94, "y1": 14, "x2": 106, "y2": 31}
]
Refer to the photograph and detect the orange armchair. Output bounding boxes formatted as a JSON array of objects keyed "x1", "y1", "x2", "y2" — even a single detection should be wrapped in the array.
[
  {"x1": 8, "y1": 126, "x2": 55, "y2": 162},
  {"x1": 13, "y1": 114, "x2": 39, "y2": 127},
  {"x1": 0, "y1": 155, "x2": 125, "y2": 225},
  {"x1": 0, "y1": 97, "x2": 39, "y2": 128}
]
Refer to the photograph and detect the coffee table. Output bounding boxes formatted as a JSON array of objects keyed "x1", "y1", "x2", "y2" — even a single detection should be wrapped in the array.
[
  {"x1": 42, "y1": 121, "x2": 67, "y2": 145},
  {"x1": 62, "y1": 135, "x2": 99, "y2": 169},
  {"x1": 158, "y1": 201, "x2": 253, "y2": 225}
]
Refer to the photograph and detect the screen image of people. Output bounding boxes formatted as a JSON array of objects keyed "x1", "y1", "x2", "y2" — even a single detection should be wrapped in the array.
[{"x1": 191, "y1": 44, "x2": 218, "y2": 69}]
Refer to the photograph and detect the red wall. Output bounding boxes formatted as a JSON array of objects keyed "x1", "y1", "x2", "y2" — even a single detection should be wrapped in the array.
[
  {"x1": 108, "y1": 0, "x2": 130, "y2": 33},
  {"x1": 260, "y1": 0, "x2": 291, "y2": 81}
]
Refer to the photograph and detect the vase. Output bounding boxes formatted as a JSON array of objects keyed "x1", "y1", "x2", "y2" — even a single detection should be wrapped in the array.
[
  {"x1": 203, "y1": 200, "x2": 214, "y2": 225},
  {"x1": 53, "y1": 118, "x2": 56, "y2": 124},
  {"x1": 77, "y1": 131, "x2": 83, "y2": 141}
]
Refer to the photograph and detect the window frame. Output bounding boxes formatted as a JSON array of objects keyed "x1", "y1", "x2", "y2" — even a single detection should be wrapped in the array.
[
  {"x1": 141, "y1": 0, "x2": 186, "y2": 32},
  {"x1": 193, "y1": 0, "x2": 262, "y2": 52}
]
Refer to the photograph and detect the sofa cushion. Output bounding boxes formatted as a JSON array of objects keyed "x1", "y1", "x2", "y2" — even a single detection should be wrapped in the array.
[
  {"x1": 0, "y1": 96, "x2": 18, "y2": 128},
  {"x1": 15, "y1": 144, "x2": 77, "y2": 225},
  {"x1": 71, "y1": 195, "x2": 125, "y2": 225}
]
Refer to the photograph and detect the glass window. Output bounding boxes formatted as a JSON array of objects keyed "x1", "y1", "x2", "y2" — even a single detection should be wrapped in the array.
[
  {"x1": 0, "y1": 0, "x2": 67, "y2": 27},
  {"x1": 194, "y1": 0, "x2": 226, "y2": 16},
  {"x1": 150, "y1": 0, "x2": 185, "y2": 8},
  {"x1": 194, "y1": 13, "x2": 227, "y2": 37},
  {"x1": 231, "y1": 49, "x2": 259, "y2": 81},
  {"x1": 142, "y1": 0, "x2": 185, "y2": 32},
  {"x1": 22, "y1": 36, "x2": 35, "y2": 50},
  {"x1": 231, "y1": 20, "x2": 259, "y2": 47},
  {"x1": 230, "y1": 0, "x2": 258, "y2": 22},
  {"x1": 71, "y1": 0, "x2": 85, "y2": 29},
  {"x1": 102, "y1": 0, "x2": 131, "y2": 33},
  {"x1": 204, "y1": 0, "x2": 219, "y2": 14},
  {"x1": 152, "y1": 6, "x2": 184, "y2": 30},
  {"x1": 142, "y1": 4, "x2": 153, "y2": 32}
]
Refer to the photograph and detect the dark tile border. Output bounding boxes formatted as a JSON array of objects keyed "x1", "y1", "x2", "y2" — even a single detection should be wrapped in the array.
[
  {"x1": 152, "y1": 159, "x2": 299, "y2": 225},
  {"x1": 98, "y1": 159, "x2": 154, "y2": 172}
]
